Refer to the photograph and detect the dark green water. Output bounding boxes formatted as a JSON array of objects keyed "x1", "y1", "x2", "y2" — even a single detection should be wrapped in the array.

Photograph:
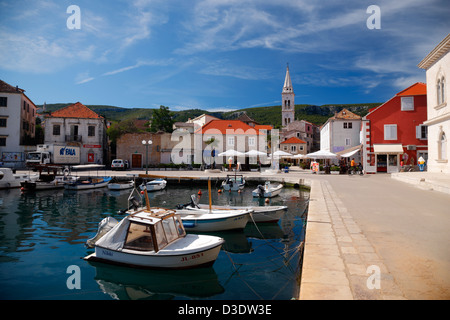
[{"x1": 0, "y1": 183, "x2": 308, "y2": 300}]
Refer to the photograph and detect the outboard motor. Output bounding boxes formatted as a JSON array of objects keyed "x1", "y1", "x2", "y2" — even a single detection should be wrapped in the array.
[
  {"x1": 190, "y1": 194, "x2": 200, "y2": 208},
  {"x1": 129, "y1": 196, "x2": 141, "y2": 211},
  {"x1": 256, "y1": 184, "x2": 265, "y2": 197}
]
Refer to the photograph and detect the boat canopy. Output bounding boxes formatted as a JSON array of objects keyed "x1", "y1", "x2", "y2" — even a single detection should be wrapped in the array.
[{"x1": 95, "y1": 209, "x2": 186, "y2": 253}]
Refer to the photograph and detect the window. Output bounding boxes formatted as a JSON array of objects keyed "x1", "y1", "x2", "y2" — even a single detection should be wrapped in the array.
[
  {"x1": 53, "y1": 125, "x2": 61, "y2": 136},
  {"x1": 0, "y1": 137, "x2": 5, "y2": 146},
  {"x1": 437, "y1": 77, "x2": 446, "y2": 106},
  {"x1": 437, "y1": 79, "x2": 442, "y2": 105},
  {"x1": 439, "y1": 132, "x2": 447, "y2": 161},
  {"x1": 88, "y1": 125, "x2": 95, "y2": 137},
  {"x1": 123, "y1": 222, "x2": 155, "y2": 252},
  {"x1": 290, "y1": 145, "x2": 296, "y2": 152},
  {"x1": 0, "y1": 97, "x2": 7, "y2": 107},
  {"x1": 0, "y1": 118, "x2": 6, "y2": 127},
  {"x1": 345, "y1": 138, "x2": 351, "y2": 146},
  {"x1": 416, "y1": 125, "x2": 427, "y2": 140},
  {"x1": 248, "y1": 137, "x2": 255, "y2": 146},
  {"x1": 384, "y1": 124, "x2": 397, "y2": 140},
  {"x1": 343, "y1": 122, "x2": 353, "y2": 129},
  {"x1": 228, "y1": 137, "x2": 234, "y2": 146},
  {"x1": 401, "y1": 97, "x2": 414, "y2": 111}
]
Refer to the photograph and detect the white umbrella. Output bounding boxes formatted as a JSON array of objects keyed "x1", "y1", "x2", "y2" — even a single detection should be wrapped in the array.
[
  {"x1": 292, "y1": 154, "x2": 307, "y2": 159},
  {"x1": 217, "y1": 149, "x2": 245, "y2": 157},
  {"x1": 244, "y1": 150, "x2": 267, "y2": 157},
  {"x1": 306, "y1": 150, "x2": 337, "y2": 159},
  {"x1": 272, "y1": 150, "x2": 293, "y2": 157}
]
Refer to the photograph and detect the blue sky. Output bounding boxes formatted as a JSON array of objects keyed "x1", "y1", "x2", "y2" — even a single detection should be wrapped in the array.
[{"x1": 1, "y1": 0, "x2": 449, "y2": 112}]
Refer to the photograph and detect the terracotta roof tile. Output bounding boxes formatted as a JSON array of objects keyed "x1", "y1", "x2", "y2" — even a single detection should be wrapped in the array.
[
  {"x1": 281, "y1": 137, "x2": 306, "y2": 144},
  {"x1": 330, "y1": 108, "x2": 361, "y2": 120},
  {"x1": 47, "y1": 102, "x2": 103, "y2": 119},
  {"x1": 197, "y1": 120, "x2": 260, "y2": 135},
  {"x1": 0, "y1": 79, "x2": 25, "y2": 93},
  {"x1": 396, "y1": 82, "x2": 427, "y2": 96},
  {"x1": 255, "y1": 125, "x2": 273, "y2": 131}
]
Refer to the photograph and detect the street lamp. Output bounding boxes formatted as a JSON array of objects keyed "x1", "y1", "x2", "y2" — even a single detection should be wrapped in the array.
[{"x1": 142, "y1": 139, "x2": 152, "y2": 174}]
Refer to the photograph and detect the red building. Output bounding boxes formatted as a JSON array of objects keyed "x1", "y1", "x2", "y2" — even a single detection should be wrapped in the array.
[{"x1": 362, "y1": 83, "x2": 428, "y2": 173}]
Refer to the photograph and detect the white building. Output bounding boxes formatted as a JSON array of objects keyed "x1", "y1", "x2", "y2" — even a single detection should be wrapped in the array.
[
  {"x1": 320, "y1": 108, "x2": 362, "y2": 162},
  {"x1": 418, "y1": 33, "x2": 450, "y2": 173},
  {"x1": 0, "y1": 80, "x2": 37, "y2": 168},
  {"x1": 44, "y1": 102, "x2": 108, "y2": 164},
  {"x1": 282, "y1": 65, "x2": 295, "y2": 127}
]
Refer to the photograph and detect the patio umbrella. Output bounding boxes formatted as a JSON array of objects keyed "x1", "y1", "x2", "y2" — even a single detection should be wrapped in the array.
[
  {"x1": 271, "y1": 150, "x2": 293, "y2": 157},
  {"x1": 306, "y1": 150, "x2": 338, "y2": 159},
  {"x1": 244, "y1": 150, "x2": 267, "y2": 157},
  {"x1": 217, "y1": 149, "x2": 245, "y2": 157},
  {"x1": 292, "y1": 154, "x2": 307, "y2": 159}
]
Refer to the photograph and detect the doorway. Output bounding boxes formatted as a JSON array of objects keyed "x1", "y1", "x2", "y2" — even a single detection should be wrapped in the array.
[
  {"x1": 376, "y1": 154, "x2": 387, "y2": 172},
  {"x1": 131, "y1": 154, "x2": 142, "y2": 168}
]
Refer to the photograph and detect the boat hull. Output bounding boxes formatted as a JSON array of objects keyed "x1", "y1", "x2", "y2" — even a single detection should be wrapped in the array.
[
  {"x1": 20, "y1": 180, "x2": 65, "y2": 191},
  {"x1": 108, "y1": 181, "x2": 134, "y2": 190},
  {"x1": 140, "y1": 179, "x2": 167, "y2": 192},
  {"x1": 252, "y1": 184, "x2": 283, "y2": 198},
  {"x1": 195, "y1": 204, "x2": 286, "y2": 223},
  {"x1": 64, "y1": 177, "x2": 112, "y2": 190},
  {"x1": 178, "y1": 210, "x2": 250, "y2": 232},
  {"x1": 86, "y1": 235, "x2": 224, "y2": 269}
]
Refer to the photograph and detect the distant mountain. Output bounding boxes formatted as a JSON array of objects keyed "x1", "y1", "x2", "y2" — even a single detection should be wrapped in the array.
[{"x1": 37, "y1": 102, "x2": 381, "y2": 127}]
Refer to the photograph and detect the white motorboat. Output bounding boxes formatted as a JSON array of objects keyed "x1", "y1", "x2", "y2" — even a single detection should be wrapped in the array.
[
  {"x1": 175, "y1": 207, "x2": 251, "y2": 232},
  {"x1": 64, "y1": 176, "x2": 112, "y2": 190},
  {"x1": 108, "y1": 178, "x2": 135, "y2": 190},
  {"x1": 20, "y1": 175, "x2": 66, "y2": 191},
  {"x1": 140, "y1": 178, "x2": 167, "y2": 192},
  {"x1": 221, "y1": 174, "x2": 245, "y2": 191},
  {"x1": 0, "y1": 168, "x2": 38, "y2": 189},
  {"x1": 252, "y1": 181, "x2": 283, "y2": 198},
  {"x1": 84, "y1": 206, "x2": 224, "y2": 269},
  {"x1": 184, "y1": 195, "x2": 286, "y2": 223}
]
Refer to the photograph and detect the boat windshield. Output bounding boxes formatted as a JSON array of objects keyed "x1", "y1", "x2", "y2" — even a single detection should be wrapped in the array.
[{"x1": 123, "y1": 222, "x2": 155, "y2": 252}]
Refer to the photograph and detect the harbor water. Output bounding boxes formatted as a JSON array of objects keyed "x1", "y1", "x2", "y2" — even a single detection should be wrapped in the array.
[{"x1": 0, "y1": 183, "x2": 309, "y2": 300}]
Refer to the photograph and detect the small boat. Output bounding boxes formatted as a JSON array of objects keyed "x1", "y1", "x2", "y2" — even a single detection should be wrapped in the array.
[
  {"x1": 183, "y1": 195, "x2": 286, "y2": 223},
  {"x1": 20, "y1": 175, "x2": 67, "y2": 191},
  {"x1": 0, "y1": 168, "x2": 38, "y2": 189},
  {"x1": 85, "y1": 191, "x2": 224, "y2": 269},
  {"x1": 108, "y1": 178, "x2": 135, "y2": 190},
  {"x1": 175, "y1": 207, "x2": 251, "y2": 232},
  {"x1": 140, "y1": 178, "x2": 167, "y2": 192},
  {"x1": 252, "y1": 181, "x2": 283, "y2": 198},
  {"x1": 64, "y1": 176, "x2": 112, "y2": 190},
  {"x1": 221, "y1": 174, "x2": 245, "y2": 191}
]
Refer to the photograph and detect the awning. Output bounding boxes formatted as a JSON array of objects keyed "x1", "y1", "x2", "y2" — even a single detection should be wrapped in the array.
[
  {"x1": 373, "y1": 144, "x2": 404, "y2": 154},
  {"x1": 336, "y1": 144, "x2": 361, "y2": 158},
  {"x1": 340, "y1": 149, "x2": 360, "y2": 158}
]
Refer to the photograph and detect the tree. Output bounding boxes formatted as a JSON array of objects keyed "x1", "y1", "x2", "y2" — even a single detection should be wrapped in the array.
[{"x1": 149, "y1": 105, "x2": 174, "y2": 133}]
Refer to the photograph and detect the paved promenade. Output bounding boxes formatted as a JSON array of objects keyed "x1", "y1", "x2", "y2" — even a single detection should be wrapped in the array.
[{"x1": 17, "y1": 167, "x2": 450, "y2": 299}]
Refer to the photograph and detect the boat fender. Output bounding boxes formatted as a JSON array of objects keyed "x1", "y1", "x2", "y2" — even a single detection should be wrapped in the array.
[{"x1": 198, "y1": 189, "x2": 202, "y2": 195}]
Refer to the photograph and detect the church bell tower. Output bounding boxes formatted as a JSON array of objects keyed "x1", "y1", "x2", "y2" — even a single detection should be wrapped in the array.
[{"x1": 282, "y1": 64, "x2": 295, "y2": 127}]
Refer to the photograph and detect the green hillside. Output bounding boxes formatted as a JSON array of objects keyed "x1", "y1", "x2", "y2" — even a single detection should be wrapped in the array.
[{"x1": 38, "y1": 102, "x2": 381, "y2": 127}]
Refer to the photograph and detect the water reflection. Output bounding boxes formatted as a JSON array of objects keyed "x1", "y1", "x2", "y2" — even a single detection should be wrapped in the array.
[
  {"x1": 89, "y1": 262, "x2": 225, "y2": 300},
  {"x1": 0, "y1": 184, "x2": 309, "y2": 300}
]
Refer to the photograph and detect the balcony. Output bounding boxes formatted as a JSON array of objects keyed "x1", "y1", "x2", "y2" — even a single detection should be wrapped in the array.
[{"x1": 65, "y1": 135, "x2": 82, "y2": 143}]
